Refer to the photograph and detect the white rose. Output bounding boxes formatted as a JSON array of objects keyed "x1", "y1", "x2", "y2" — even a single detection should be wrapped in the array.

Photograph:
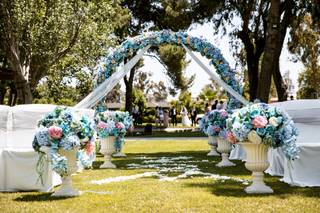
[
  {"x1": 269, "y1": 117, "x2": 279, "y2": 127},
  {"x1": 247, "y1": 130, "x2": 262, "y2": 144}
]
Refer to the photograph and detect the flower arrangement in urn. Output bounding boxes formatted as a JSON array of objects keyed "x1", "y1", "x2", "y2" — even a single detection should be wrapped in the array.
[
  {"x1": 95, "y1": 110, "x2": 133, "y2": 139},
  {"x1": 227, "y1": 103, "x2": 299, "y2": 194},
  {"x1": 33, "y1": 107, "x2": 96, "y2": 178},
  {"x1": 206, "y1": 109, "x2": 229, "y2": 137},
  {"x1": 95, "y1": 110, "x2": 133, "y2": 159},
  {"x1": 226, "y1": 103, "x2": 299, "y2": 159}
]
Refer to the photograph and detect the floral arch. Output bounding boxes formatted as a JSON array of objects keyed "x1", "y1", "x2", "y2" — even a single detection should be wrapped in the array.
[{"x1": 76, "y1": 30, "x2": 248, "y2": 110}]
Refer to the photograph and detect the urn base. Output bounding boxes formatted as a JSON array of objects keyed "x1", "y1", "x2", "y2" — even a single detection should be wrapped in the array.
[
  {"x1": 100, "y1": 161, "x2": 116, "y2": 169},
  {"x1": 245, "y1": 172, "x2": 273, "y2": 194},
  {"x1": 216, "y1": 153, "x2": 235, "y2": 167},
  {"x1": 113, "y1": 152, "x2": 127, "y2": 157}
]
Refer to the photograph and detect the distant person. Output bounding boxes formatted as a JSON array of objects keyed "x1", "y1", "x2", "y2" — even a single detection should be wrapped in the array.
[
  {"x1": 170, "y1": 106, "x2": 177, "y2": 126},
  {"x1": 132, "y1": 106, "x2": 139, "y2": 126},
  {"x1": 290, "y1": 95, "x2": 294, "y2": 100},
  {"x1": 181, "y1": 106, "x2": 191, "y2": 126},
  {"x1": 159, "y1": 107, "x2": 164, "y2": 126},
  {"x1": 211, "y1": 100, "x2": 218, "y2": 110},
  {"x1": 155, "y1": 106, "x2": 160, "y2": 126},
  {"x1": 216, "y1": 100, "x2": 224, "y2": 110},
  {"x1": 163, "y1": 109, "x2": 169, "y2": 127},
  {"x1": 205, "y1": 103, "x2": 210, "y2": 114},
  {"x1": 190, "y1": 107, "x2": 197, "y2": 127}
]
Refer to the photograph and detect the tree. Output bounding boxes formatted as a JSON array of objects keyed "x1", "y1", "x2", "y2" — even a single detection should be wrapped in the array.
[
  {"x1": 147, "y1": 81, "x2": 169, "y2": 102},
  {"x1": 132, "y1": 88, "x2": 147, "y2": 113},
  {"x1": 178, "y1": 90, "x2": 192, "y2": 111},
  {"x1": 0, "y1": 0, "x2": 128, "y2": 104},
  {"x1": 33, "y1": 66, "x2": 93, "y2": 106},
  {"x1": 288, "y1": 14, "x2": 320, "y2": 98},
  {"x1": 158, "y1": 44, "x2": 194, "y2": 95},
  {"x1": 105, "y1": 84, "x2": 123, "y2": 103},
  {"x1": 134, "y1": 69, "x2": 152, "y2": 92},
  {"x1": 210, "y1": 0, "x2": 318, "y2": 102}
]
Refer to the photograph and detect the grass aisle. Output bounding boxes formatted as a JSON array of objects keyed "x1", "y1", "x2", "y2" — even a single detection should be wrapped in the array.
[{"x1": 0, "y1": 139, "x2": 319, "y2": 213}]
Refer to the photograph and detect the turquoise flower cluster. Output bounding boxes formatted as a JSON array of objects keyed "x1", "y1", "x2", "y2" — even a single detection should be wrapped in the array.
[
  {"x1": 199, "y1": 110, "x2": 229, "y2": 137},
  {"x1": 227, "y1": 103, "x2": 299, "y2": 160},
  {"x1": 32, "y1": 107, "x2": 96, "y2": 177},
  {"x1": 94, "y1": 30, "x2": 243, "y2": 110},
  {"x1": 95, "y1": 111, "x2": 133, "y2": 151}
]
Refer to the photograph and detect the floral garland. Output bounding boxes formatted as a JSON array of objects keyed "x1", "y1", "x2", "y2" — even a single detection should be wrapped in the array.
[
  {"x1": 95, "y1": 110, "x2": 133, "y2": 151},
  {"x1": 94, "y1": 30, "x2": 243, "y2": 110},
  {"x1": 226, "y1": 103, "x2": 299, "y2": 160},
  {"x1": 199, "y1": 110, "x2": 229, "y2": 138},
  {"x1": 33, "y1": 107, "x2": 95, "y2": 178}
]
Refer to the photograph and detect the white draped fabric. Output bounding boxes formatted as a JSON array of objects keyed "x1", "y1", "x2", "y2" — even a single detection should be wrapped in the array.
[
  {"x1": 0, "y1": 104, "x2": 94, "y2": 192},
  {"x1": 75, "y1": 45, "x2": 151, "y2": 109},
  {"x1": 182, "y1": 44, "x2": 249, "y2": 106}
]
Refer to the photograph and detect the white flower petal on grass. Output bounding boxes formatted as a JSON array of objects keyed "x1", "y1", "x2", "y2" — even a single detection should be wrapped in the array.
[{"x1": 90, "y1": 172, "x2": 159, "y2": 185}]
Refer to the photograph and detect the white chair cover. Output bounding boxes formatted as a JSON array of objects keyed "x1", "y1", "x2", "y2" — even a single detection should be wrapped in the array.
[{"x1": 0, "y1": 104, "x2": 95, "y2": 192}]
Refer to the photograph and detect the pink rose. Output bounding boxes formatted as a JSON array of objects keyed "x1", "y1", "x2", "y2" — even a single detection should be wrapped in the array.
[
  {"x1": 48, "y1": 126, "x2": 63, "y2": 139},
  {"x1": 226, "y1": 130, "x2": 236, "y2": 144},
  {"x1": 252, "y1": 116, "x2": 268, "y2": 128},
  {"x1": 213, "y1": 126, "x2": 221, "y2": 132},
  {"x1": 115, "y1": 122, "x2": 125, "y2": 129},
  {"x1": 220, "y1": 110, "x2": 228, "y2": 118},
  {"x1": 86, "y1": 142, "x2": 95, "y2": 155},
  {"x1": 97, "y1": 122, "x2": 107, "y2": 129}
]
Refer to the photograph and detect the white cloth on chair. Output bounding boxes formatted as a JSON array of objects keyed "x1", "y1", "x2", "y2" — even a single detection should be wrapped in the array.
[
  {"x1": 0, "y1": 104, "x2": 95, "y2": 192},
  {"x1": 266, "y1": 100, "x2": 320, "y2": 187}
]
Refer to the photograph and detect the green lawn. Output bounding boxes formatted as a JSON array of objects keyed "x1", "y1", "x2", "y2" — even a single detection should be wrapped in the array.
[{"x1": 1, "y1": 139, "x2": 319, "y2": 213}]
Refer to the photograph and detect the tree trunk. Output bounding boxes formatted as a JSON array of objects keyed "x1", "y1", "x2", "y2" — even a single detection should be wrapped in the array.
[
  {"x1": 124, "y1": 67, "x2": 135, "y2": 113},
  {"x1": 0, "y1": 81, "x2": 6, "y2": 105},
  {"x1": 258, "y1": 0, "x2": 294, "y2": 102},
  {"x1": 14, "y1": 78, "x2": 33, "y2": 104},
  {"x1": 273, "y1": 63, "x2": 287, "y2": 101},
  {"x1": 247, "y1": 62, "x2": 259, "y2": 101},
  {"x1": 257, "y1": 0, "x2": 281, "y2": 102}
]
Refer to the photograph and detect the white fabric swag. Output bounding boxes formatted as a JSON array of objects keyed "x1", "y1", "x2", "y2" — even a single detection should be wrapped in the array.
[{"x1": 75, "y1": 45, "x2": 151, "y2": 109}]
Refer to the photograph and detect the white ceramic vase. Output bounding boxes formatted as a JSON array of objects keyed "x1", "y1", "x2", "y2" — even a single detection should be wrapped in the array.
[
  {"x1": 207, "y1": 136, "x2": 220, "y2": 156},
  {"x1": 100, "y1": 136, "x2": 116, "y2": 168},
  {"x1": 240, "y1": 142, "x2": 273, "y2": 194},
  {"x1": 216, "y1": 138, "x2": 235, "y2": 167},
  {"x1": 52, "y1": 148, "x2": 81, "y2": 197}
]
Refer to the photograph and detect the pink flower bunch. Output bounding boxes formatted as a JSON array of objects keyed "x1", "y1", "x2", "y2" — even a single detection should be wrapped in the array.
[
  {"x1": 48, "y1": 126, "x2": 63, "y2": 139},
  {"x1": 115, "y1": 122, "x2": 125, "y2": 129},
  {"x1": 220, "y1": 110, "x2": 228, "y2": 118},
  {"x1": 252, "y1": 115, "x2": 268, "y2": 128},
  {"x1": 226, "y1": 130, "x2": 236, "y2": 144},
  {"x1": 86, "y1": 142, "x2": 95, "y2": 155},
  {"x1": 97, "y1": 121, "x2": 108, "y2": 129}
]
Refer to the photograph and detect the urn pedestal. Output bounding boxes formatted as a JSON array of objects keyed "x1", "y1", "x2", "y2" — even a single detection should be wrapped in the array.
[
  {"x1": 216, "y1": 138, "x2": 235, "y2": 167},
  {"x1": 52, "y1": 148, "x2": 81, "y2": 197},
  {"x1": 207, "y1": 136, "x2": 220, "y2": 156},
  {"x1": 240, "y1": 143, "x2": 273, "y2": 194},
  {"x1": 100, "y1": 136, "x2": 116, "y2": 169}
]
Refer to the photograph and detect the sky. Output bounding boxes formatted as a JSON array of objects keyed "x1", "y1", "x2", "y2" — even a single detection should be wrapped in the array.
[{"x1": 122, "y1": 21, "x2": 304, "y2": 100}]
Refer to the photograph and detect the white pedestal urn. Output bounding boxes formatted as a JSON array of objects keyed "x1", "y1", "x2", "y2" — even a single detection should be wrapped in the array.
[
  {"x1": 240, "y1": 142, "x2": 273, "y2": 194},
  {"x1": 216, "y1": 138, "x2": 235, "y2": 167},
  {"x1": 52, "y1": 148, "x2": 81, "y2": 197},
  {"x1": 100, "y1": 136, "x2": 116, "y2": 168},
  {"x1": 207, "y1": 136, "x2": 220, "y2": 156}
]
